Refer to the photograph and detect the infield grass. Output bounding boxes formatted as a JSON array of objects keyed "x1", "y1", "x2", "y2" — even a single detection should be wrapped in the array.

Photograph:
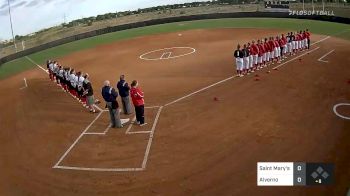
[{"x1": 1, "y1": 18, "x2": 349, "y2": 79}]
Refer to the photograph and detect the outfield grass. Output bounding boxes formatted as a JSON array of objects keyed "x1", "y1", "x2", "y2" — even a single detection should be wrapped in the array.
[{"x1": 1, "y1": 18, "x2": 349, "y2": 79}]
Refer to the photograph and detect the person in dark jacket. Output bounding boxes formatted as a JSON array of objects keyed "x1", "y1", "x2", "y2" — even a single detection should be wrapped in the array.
[
  {"x1": 117, "y1": 75, "x2": 132, "y2": 115},
  {"x1": 102, "y1": 80, "x2": 122, "y2": 128},
  {"x1": 83, "y1": 73, "x2": 96, "y2": 113}
]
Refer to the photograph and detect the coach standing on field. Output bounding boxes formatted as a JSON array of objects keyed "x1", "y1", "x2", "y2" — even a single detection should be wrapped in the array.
[
  {"x1": 102, "y1": 80, "x2": 122, "y2": 128},
  {"x1": 117, "y1": 75, "x2": 132, "y2": 115}
]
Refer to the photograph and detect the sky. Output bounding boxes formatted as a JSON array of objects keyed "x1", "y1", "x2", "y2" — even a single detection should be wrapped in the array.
[{"x1": 0, "y1": 0, "x2": 208, "y2": 40}]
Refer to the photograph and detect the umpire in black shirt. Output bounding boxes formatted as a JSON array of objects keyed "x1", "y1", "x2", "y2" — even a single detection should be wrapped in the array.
[{"x1": 102, "y1": 80, "x2": 122, "y2": 128}]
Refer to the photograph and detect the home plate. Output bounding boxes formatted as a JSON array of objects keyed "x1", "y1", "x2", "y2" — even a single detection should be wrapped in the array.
[{"x1": 121, "y1": 118, "x2": 130, "y2": 125}]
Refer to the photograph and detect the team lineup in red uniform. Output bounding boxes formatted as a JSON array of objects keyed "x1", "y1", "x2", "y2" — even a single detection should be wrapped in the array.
[{"x1": 234, "y1": 29, "x2": 311, "y2": 77}]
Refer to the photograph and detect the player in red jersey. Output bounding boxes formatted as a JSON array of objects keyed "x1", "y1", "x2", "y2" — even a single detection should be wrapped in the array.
[
  {"x1": 305, "y1": 29, "x2": 311, "y2": 49},
  {"x1": 268, "y1": 37, "x2": 275, "y2": 64},
  {"x1": 274, "y1": 36, "x2": 281, "y2": 63},
  {"x1": 250, "y1": 40, "x2": 259, "y2": 71},
  {"x1": 264, "y1": 38, "x2": 270, "y2": 66}
]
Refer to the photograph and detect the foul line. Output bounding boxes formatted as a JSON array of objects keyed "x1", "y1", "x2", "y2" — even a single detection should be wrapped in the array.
[
  {"x1": 272, "y1": 47, "x2": 320, "y2": 70},
  {"x1": 312, "y1": 36, "x2": 330, "y2": 45},
  {"x1": 25, "y1": 56, "x2": 48, "y2": 73},
  {"x1": 318, "y1": 49, "x2": 335, "y2": 63},
  {"x1": 164, "y1": 75, "x2": 238, "y2": 107}
]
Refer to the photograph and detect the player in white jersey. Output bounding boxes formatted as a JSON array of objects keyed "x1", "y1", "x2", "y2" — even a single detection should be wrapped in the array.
[
  {"x1": 242, "y1": 44, "x2": 250, "y2": 75},
  {"x1": 69, "y1": 69, "x2": 77, "y2": 97},
  {"x1": 48, "y1": 62, "x2": 55, "y2": 81},
  {"x1": 76, "y1": 72, "x2": 86, "y2": 104},
  {"x1": 58, "y1": 66, "x2": 64, "y2": 88},
  {"x1": 247, "y1": 42, "x2": 254, "y2": 73}
]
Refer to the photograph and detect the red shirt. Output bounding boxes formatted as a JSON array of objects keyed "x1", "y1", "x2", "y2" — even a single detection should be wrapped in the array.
[
  {"x1": 274, "y1": 40, "x2": 280, "y2": 47},
  {"x1": 278, "y1": 39, "x2": 284, "y2": 47},
  {"x1": 247, "y1": 46, "x2": 251, "y2": 55},
  {"x1": 264, "y1": 42, "x2": 271, "y2": 52},
  {"x1": 258, "y1": 44, "x2": 265, "y2": 56},
  {"x1": 305, "y1": 32, "x2": 311, "y2": 39},
  {"x1": 250, "y1": 44, "x2": 259, "y2": 55},
  {"x1": 282, "y1": 37, "x2": 287, "y2": 45},
  {"x1": 130, "y1": 87, "x2": 145, "y2": 106},
  {"x1": 268, "y1": 40, "x2": 275, "y2": 50}
]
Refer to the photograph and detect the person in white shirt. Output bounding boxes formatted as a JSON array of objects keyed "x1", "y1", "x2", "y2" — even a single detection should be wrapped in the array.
[
  {"x1": 69, "y1": 69, "x2": 78, "y2": 98},
  {"x1": 76, "y1": 72, "x2": 85, "y2": 104}
]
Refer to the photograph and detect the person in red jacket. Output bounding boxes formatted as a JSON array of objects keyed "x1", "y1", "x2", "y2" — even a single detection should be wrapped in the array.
[
  {"x1": 268, "y1": 37, "x2": 276, "y2": 64},
  {"x1": 130, "y1": 80, "x2": 147, "y2": 126},
  {"x1": 264, "y1": 38, "x2": 270, "y2": 65},
  {"x1": 250, "y1": 40, "x2": 259, "y2": 71},
  {"x1": 257, "y1": 40, "x2": 265, "y2": 68},
  {"x1": 305, "y1": 29, "x2": 311, "y2": 49},
  {"x1": 274, "y1": 37, "x2": 281, "y2": 63}
]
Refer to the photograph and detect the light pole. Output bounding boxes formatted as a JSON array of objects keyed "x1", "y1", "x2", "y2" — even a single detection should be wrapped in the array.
[{"x1": 7, "y1": 0, "x2": 17, "y2": 53}]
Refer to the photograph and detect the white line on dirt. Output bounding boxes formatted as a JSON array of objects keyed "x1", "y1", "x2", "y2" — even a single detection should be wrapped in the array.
[
  {"x1": 317, "y1": 49, "x2": 335, "y2": 63},
  {"x1": 145, "y1": 106, "x2": 161, "y2": 109},
  {"x1": 272, "y1": 47, "x2": 320, "y2": 70},
  {"x1": 53, "y1": 111, "x2": 104, "y2": 168},
  {"x1": 84, "y1": 132, "x2": 105, "y2": 135},
  {"x1": 19, "y1": 78, "x2": 28, "y2": 90},
  {"x1": 141, "y1": 106, "x2": 163, "y2": 169},
  {"x1": 311, "y1": 36, "x2": 330, "y2": 45},
  {"x1": 125, "y1": 116, "x2": 136, "y2": 134},
  {"x1": 160, "y1": 52, "x2": 172, "y2": 59},
  {"x1": 54, "y1": 165, "x2": 144, "y2": 172},
  {"x1": 25, "y1": 56, "x2": 48, "y2": 73},
  {"x1": 164, "y1": 75, "x2": 238, "y2": 107},
  {"x1": 103, "y1": 125, "x2": 111, "y2": 134},
  {"x1": 93, "y1": 104, "x2": 103, "y2": 112},
  {"x1": 333, "y1": 103, "x2": 350, "y2": 120},
  {"x1": 126, "y1": 131, "x2": 152, "y2": 135}
]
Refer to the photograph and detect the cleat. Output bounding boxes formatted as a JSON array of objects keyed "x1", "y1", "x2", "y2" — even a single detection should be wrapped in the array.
[{"x1": 140, "y1": 123, "x2": 148, "y2": 127}]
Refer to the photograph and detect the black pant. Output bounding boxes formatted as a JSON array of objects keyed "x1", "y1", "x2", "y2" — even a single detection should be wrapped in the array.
[
  {"x1": 135, "y1": 105, "x2": 145, "y2": 124},
  {"x1": 280, "y1": 47, "x2": 283, "y2": 56},
  {"x1": 307, "y1": 39, "x2": 310, "y2": 49}
]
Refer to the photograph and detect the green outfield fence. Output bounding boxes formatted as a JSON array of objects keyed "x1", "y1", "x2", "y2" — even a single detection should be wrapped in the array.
[{"x1": 0, "y1": 11, "x2": 349, "y2": 66}]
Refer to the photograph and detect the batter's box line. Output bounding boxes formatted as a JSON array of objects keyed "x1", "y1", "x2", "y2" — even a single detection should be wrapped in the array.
[
  {"x1": 53, "y1": 106, "x2": 163, "y2": 172},
  {"x1": 125, "y1": 106, "x2": 161, "y2": 135}
]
